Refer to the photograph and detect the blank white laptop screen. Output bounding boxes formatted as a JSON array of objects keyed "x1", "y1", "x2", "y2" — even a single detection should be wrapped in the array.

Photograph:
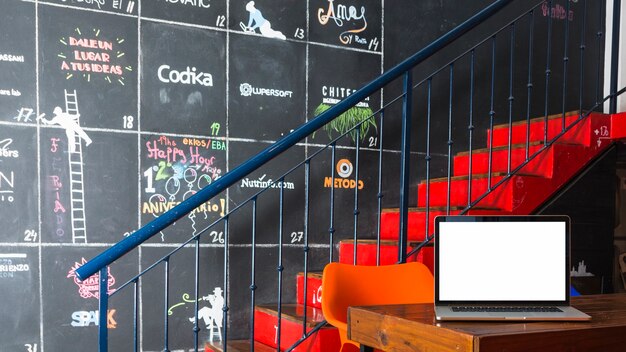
[{"x1": 438, "y1": 220, "x2": 566, "y2": 302}]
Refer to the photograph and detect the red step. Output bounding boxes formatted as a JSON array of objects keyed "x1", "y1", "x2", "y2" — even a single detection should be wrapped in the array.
[
  {"x1": 419, "y1": 136, "x2": 613, "y2": 213},
  {"x1": 338, "y1": 239, "x2": 434, "y2": 273},
  {"x1": 254, "y1": 304, "x2": 340, "y2": 352},
  {"x1": 453, "y1": 142, "x2": 552, "y2": 177},
  {"x1": 488, "y1": 112, "x2": 605, "y2": 148},
  {"x1": 380, "y1": 207, "x2": 508, "y2": 241},
  {"x1": 416, "y1": 173, "x2": 544, "y2": 211},
  {"x1": 205, "y1": 340, "x2": 275, "y2": 352},
  {"x1": 416, "y1": 246, "x2": 433, "y2": 274},
  {"x1": 610, "y1": 112, "x2": 626, "y2": 139},
  {"x1": 338, "y1": 239, "x2": 413, "y2": 265},
  {"x1": 296, "y1": 272, "x2": 323, "y2": 309},
  {"x1": 454, "y1": 141, "x2": 600, "y2": 179},
  {"x1": 428, "y1": 113, "x2": 615, "y2": 212}
]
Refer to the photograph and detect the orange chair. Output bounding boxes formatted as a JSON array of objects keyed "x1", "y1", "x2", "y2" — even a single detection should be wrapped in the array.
[{"x1": 321, "y1": 262, "x2": 434, "y2": 352}]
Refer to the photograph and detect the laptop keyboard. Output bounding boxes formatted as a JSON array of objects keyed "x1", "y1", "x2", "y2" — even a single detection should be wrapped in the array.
[{"x1": 451, "y1": 306, "x2": 563, "y2": 313}]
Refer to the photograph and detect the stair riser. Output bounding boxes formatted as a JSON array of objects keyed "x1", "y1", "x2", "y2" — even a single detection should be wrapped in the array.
[
  {"x1": 420, "y1": 140, "x2": 611, "y2": 214},
  {"x1": 505, "y1": 142, "x2": 612, "y2": 214},
  {"x1": 380, "y1": 211, "x2": 429, "y2": 241},
  {"x1": 380, "y1": 209, "x2": 510, "y2": 241},
  {"x1": 488, "y1": 113, "x2": 593, "y2": 148},
  {"x1": 419, "y1": 247, "x2": 434, "y2": 274},
  {"x1": 296, "y1": 274, "x2": 322, "y2": 309},
  {"x1": 418, "y1": 175, "x2": 568, "y2": 211},
  {"x1": 610, "y1": 112, "x2": 626, "y2": 139},
  {"x1": 254, "y1": 309, "x2": 340, "y2": 352},
  {"x1": 339, "y1": 242, "x2": 413, "y2": 266},
  {"x1": 453, "y1": 145, "x2": 553, "y2": 177},
  {"x1": 417, "y1": 176, "x2": 515, "y2": 210},
  {"x1": 338, "y1": 242, "x2": 433, "y2": 273}
]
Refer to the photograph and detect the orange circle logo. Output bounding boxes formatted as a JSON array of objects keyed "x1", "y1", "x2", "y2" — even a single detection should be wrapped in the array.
[{"x1": 336, "y1": 159, "x2": 353, "y2": 178}]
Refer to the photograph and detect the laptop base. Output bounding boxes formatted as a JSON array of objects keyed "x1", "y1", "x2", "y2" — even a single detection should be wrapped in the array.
[{"x1": 435, "y1": 305, "x2": 591, "y2": 321}]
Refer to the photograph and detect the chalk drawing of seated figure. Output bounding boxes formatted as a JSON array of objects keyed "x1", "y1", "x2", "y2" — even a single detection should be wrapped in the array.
[
  {"x1": 189, "y1": 287, "x2": 225, "y2": 342},
  {"x1": 240, "y1": 1, "x2": 286, "y2": 40}
]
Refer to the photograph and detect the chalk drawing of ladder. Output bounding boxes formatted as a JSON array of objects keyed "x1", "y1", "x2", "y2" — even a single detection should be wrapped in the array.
[{"x1": 65, "y1": 89, "x2": 87, "y2": 244}]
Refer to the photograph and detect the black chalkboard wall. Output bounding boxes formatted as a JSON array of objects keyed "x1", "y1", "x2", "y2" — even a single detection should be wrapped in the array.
[{"x1": 0, "y1": 0, "x2": 608, "y2": 351}]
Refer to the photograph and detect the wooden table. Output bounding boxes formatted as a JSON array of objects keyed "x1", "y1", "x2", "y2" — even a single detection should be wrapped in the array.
[{"x1": 348, "y1": 294, "x2": 626, "y2": 352}]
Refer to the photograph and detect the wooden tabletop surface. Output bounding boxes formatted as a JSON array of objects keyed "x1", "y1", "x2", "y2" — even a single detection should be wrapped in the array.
[{"x1": 348, "y1": 294, "x2": 626, "y2": 352}]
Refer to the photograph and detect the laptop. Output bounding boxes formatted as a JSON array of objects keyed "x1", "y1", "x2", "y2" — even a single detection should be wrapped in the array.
[{"x1": 434, "y1": 215, "x2": 591, "y2": 321}]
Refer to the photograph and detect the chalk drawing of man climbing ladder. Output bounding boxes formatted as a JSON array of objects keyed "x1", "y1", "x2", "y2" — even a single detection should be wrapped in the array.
[
  {"x1": 39, "y1": 105, "x2": 92, "y2": 153},
  {"x1": 37, "y1": 89, "x2": 91, "y2": 244}
]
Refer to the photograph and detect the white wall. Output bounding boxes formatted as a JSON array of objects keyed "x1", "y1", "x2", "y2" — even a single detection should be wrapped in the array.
[{"x1": 604, "y1": 0, "x2": 626, "y2": 112}]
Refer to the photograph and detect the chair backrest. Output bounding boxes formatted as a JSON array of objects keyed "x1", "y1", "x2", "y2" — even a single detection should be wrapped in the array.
[{"x1": 321, "y1": 262, "x2": 434, "y2": 328}]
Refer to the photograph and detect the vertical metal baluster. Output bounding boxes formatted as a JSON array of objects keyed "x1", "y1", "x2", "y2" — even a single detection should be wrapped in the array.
[
  {"x1": 446, "y1": 64, "x2": 454, "y2": 215},
  {"x1": 425, "y1": 79, "x2": 432, "y2": 241},
  {"x1": 193, "y1": 237, "x2": 200, "y2": 351},
  {"x1": 595, "y1": 0, "x2": 605, "y2": 105},
  {"x1": 610, "y1": 0, "x2": 621, "y2": 114},
  {"x1": 276, "y1": 182, "x2": 285, "y2": 351},
  {"x1": 507, "y1": 23, "x2": 515, "y2": 175},
  {"x1": 467, "y1": 51, "x2": 475, "y2": 208},
  {"x1": 301, "y1": 162, "x2": 310, "y2": 333},
  {"x1": 561, "y1": 0, "x2": 571, "y2": 131},
  {"x1": 329, "y1": 144, "x2": 336, "y2": 262},
  {"x1": 133, "y1": 279, "x2": 139, "y2": 352},
  {"x1": 376, "y1": 111, "x2": 385, "y2": 266},
  {"x1": 526, "y1": 10, "x2": 535, "y2": 161},
  {"x1": 99, "y1": 267, "x2": 109, "y2": 352},
  {"x1": 223, "y1": 217, "x2": 230, "y2": 349},
  {"x1": 399, "y1": 71, "x2": 413, "y2": 264},
  {"x1": 250, "y1": 200, "x2": 257, "y2": 351},
  {"x1": 488, "y1": 36, "x2": 496, "y2": 191},
  {"x1": 353, "y1": 129, "x2": 361, "y2": 265},
  {"x1": 163, "y1": 258, "x2": 170, "y2": 352},
  {"x1": 579, "y1": 0, "x2": 588, "y2": 115},
  {"x1": 544, "y1": 0, "x2": 554, "y2": 144}
]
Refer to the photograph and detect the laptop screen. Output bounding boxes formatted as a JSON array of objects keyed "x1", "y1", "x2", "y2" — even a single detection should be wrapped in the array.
[{"x1": 435, "y1": 215, "x2": 570, "y2": 304}]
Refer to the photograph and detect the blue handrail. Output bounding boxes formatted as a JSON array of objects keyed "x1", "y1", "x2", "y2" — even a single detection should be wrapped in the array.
[{"x1": 76, "y1": 0, "x2": 514, "y2": 281}]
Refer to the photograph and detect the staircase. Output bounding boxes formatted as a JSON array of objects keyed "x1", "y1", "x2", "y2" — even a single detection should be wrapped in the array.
[
  {"x1": 206, "y1": 110, "x2": 626, "y2": 352},
  {"x1": 382, "y1": 111, "x2": 625, "y2": 241},
  {"x1": 74, "y1": 0, "x2": 626, "y2": 351}
]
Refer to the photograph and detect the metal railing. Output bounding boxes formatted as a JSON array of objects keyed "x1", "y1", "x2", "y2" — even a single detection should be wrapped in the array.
[{"x1": 75, "y1": 0, "x2": 623, "y2": 351}]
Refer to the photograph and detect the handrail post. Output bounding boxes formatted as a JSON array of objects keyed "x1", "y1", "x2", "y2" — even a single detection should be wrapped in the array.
[
  {"x1": 610, "y1": 0, "x2": 621, "y2": 113},
  {"x1": 99, "y1": 267, "x2": 109, "y2": 352},
  {"x1": 398, "y1": 71, "x2": 413, "y2": 264}
]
